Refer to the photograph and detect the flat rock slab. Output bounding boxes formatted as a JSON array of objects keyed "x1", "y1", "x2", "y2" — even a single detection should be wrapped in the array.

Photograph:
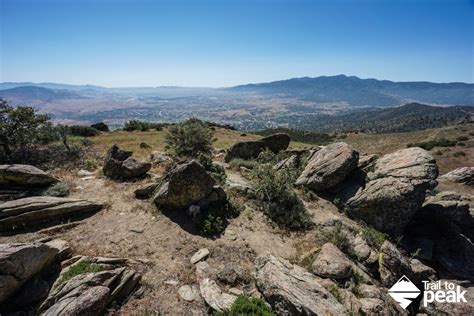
[
  {"x1": 0, "y1": 164, "x2": 58, "y2": 187},
  {"x1": 256, "y1": 255, "x2": 347, "y2": 315},
  {"x1": 191, "y1": 248, "x2": 210, "y2": 264},
  {"x1": 0, "y1": 196, "x2": 103, "y2": 231}
]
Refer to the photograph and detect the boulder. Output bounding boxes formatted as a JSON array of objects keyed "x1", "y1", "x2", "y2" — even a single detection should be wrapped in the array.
[
  {"x1": 346, "y1": 147, "x2": 438, "y2": 236},
  {"x1": 0, "y1": 196, "x2": 103, "y2": 231},
  {"x1": 311, "y1": 243, "x2": 353, "y2": 280},
  {"x1": 134, "y1": 182, "x2": 160, "y2": 199},
  {"x1": 103, "y1": 144, "x2": 151, "y2": 179},
  {"x1": 0, "y1": 164, "x2": 58, "y2": 187},
  {"x1": 296, "y1": 142, "x2": 359, "y2": 190},
  {"x1": 90, "y1": 122, "x2": 109, "y2": 132},
  {"x1": 260, "y1": 133, "x2": 291, "y2": 153},
  {"x1": 39, "y1": 257, "x2": 141, "y2": 315},
  {"x1": 440, "y1": 167, "x2": 474, "y2": 185},
  {"x1": 256, "y1": 255, "x2": 347, "y2": 315},
  {"x1": 224, "y1": 133, "x2": 290, "y2": 162},
  {"x1": 199, "y1": 278, "x2": 236, "y2": 311},
  {"x1": 154, "y1": 160, "x2": 215, "y2": 210},
  {"x1": 0, "y1": 242, "x2": 58, "y2": 304},
  {"x1": 378, "y1": 241, "x2": 412, "y2": 287},
  {"x1": 347, "y1": 177, "x2": 429, "y2": 235}
]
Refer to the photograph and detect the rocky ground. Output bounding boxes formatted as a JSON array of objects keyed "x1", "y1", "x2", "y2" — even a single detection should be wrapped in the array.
[{"x1": 1, "y1": 123, "x2": 473, "y2": 315}]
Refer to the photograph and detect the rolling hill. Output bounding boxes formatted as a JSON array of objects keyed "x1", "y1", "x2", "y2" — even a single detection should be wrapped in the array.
[{"x1": 230, "y1": 75, "x2": 474, "y2": 107}]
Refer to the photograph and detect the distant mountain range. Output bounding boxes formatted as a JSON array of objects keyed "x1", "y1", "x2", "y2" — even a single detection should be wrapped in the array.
[
  {"x1": 230, "y1": 75, "x2": 474, "y2": 107},
  {"x1": 1, "y1": 75, "x2": 473, "y2": 107}
]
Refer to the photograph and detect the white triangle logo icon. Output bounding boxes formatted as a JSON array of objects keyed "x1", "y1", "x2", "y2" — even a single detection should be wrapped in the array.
[{"x1": 388, "y1": 275, "x2": 421, "y2": 309}]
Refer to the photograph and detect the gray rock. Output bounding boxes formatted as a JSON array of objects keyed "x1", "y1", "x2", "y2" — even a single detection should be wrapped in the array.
[
  {"x1": 40, "y1": 259, "x2": 140, "y2": 315},
  {"x1": 149, "y1": 151, "x2": 172, "y2": 164},
  {"x1": 199, "y1": 278, "x2": 237, "y2": 311},
  {"x1": 256, "y1": 255, "x2": 347, "y2": 315},
  {"x1": 358, "y1": 154, "x2": 377, "y2": 169},
  {"x1": 368, "y1": 147, "x2": 438, "y2": 184},
  {"x1": 191, "y1": 248, "x2": 210, "y2": 264},
  {"x1": 378, "y1": 240, "x2": 412, "y2": 287},
  {"x1": 311, "y1": 243, "x2": 353, "y2": 280},
  {"x1": 440, "y1": 167, "x2": 474, "y2": 185},
  {"x1": 346, "y1": 148, "x2": 438, "y2": 236},
  {"x1": 103, "y1": 144, "x2": 151, "y2": 179},
  {"x1": 154, "y1": 160, "x2": 215, "y2": 210},
  {"x1": 347, "y1": 177, "x2": 429, "y2": 235},
  {"x1": 0, "y1": 196, "x2": 103, "y2": 231},
  {"x1": 134, "y1": 182, "x2": 160, "y2": 199},
  {"x1": 0, "y1": 242, "x2": 58, "y2": 304},
  {"x1": 77, "y1": 169, "x2": 94, "y2": 177},
  {"x1": 0, "y1": 164, "x2": 58, "y2": 187},
  {"x1": 296, "y1": 142, "x2": 359, "y2": 190},
  {"x1": 224, "y1": 133, "x2": 290, "y2": 162},
  {"x1": 178, "y1": 284, "x2": 200, "y2": 302}
]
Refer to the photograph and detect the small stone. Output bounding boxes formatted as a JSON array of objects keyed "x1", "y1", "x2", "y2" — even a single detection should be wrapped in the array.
[
  {"x1": 228, "y1": 288, "x2": 243, "y2": 296},
  {"x1": 178, "y1": 284, "x2": 200, "y2": 302},
  {"x1": 77, "y1": 169, "x2": 94, "y2": 177},
  {"x1": 191, "y1": 248, "x2": 210, "y2": 264},
  {"x1": 164, "y1": 279, "x2": 179, "y2": 286}
]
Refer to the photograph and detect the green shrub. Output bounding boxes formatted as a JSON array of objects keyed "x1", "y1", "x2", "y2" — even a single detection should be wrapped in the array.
[
  {"x1": 214, "y1": 296, "x2": 275, "y2": 316},
  {"x1": 123, "y1": 120, "x2": 164, "y2": 132},
  {"x1": 165, "y1": 118, "x2": 214, "y2": 157},
  {"x1": 68, "y1": 125, "x2": 100, "y2": 137},
  {"x1": 407, "y1": 138, "x2": 457, "y2": 150},
  {"x1": 360, "y1": 224, "x2": 387, "y2": 250},
  {"x1": 321, "y1": 223, "x2": 351, "y2": 255},
  {"x1": 57, "y1": 260, "x2": 102, "y2": 285},
  {"x1": 453, "y1": 151, "x2": 466, "y2": 157},
  {"x1": 197, "y1": 152, "x2": 227, "y2": 185},
  {"x1": 229, "y1": 159, "x2": 259, "y2": 170},
  {"x1": 41, "y1": 182, "x2": 70, "y2": 197},
  {"x1": 84, "y1": 158, "x2": 98, "y2": 170},
  {"x1": 197, "y1": 200, "x2": 240, "y2": 236},
  {"x1": 140, "y1": 142, "x2": 152, "y2": 149},
  {"x1": 456, "y1": 136, "x2": 469, "y2": 141},
  {"x1": 252, "y1": 164, "x2": 312, "y2": 230}
]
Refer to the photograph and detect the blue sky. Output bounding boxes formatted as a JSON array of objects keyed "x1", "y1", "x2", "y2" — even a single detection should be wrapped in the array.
[{"x1": 1, "y1": 0, "x2": 472, "y2": 87}]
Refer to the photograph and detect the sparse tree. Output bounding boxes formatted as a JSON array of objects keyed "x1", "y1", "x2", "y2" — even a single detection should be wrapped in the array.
[
  {"x1": 165, "y1": 118, "x2": 214, "y2": 157},
  {"x1": 0, "y1": 99, "x2": 50, "y2": 155}
]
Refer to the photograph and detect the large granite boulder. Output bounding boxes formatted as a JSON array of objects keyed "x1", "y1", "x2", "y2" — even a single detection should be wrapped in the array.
[
  {"x1": 224, "y1": 133, "x2": 290, "y2": 162},
  {"x1": 0, "y1": 196, "x2": 103, "y2": 231},
  {"x1": 256, "y1": 255, "x2": 347, "y2": 315},
  {"x1": 0, "y1": 164, "x2": 58, "y2": 187},
  {"x1": 311, "y1": 243, "x2": 353, "y2": 280},
  {"x1": 103, "y1": 144, "x2": 151, "y2": 179},
  {"x1": 346, "y1": 147, "x2": 438, "y2": 235},
  {"x1": 440, "y1": 166, "x2": 474, "y2": 186},
  {"x1": 0, "y1": 242, "x2": 58, "y2": 304},
  {"x1": 39, "y1": 256, "x2": 141, "y2": 316},
  {"x1": 154, "y1": 160, "x2": 216, "y2": 210},
  {"x1": 296, "y1": 142, "x2": 359, "y2": 190}
]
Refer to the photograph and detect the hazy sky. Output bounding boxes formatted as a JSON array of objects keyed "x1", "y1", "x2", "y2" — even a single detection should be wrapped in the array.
[{"x1": 1, "y1": 0, "x2": 472, "y2": 87}]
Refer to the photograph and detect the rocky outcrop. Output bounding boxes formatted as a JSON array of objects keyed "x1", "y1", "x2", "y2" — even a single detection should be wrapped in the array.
[
  {"x1": 0, "y1": 242, "x2": 58, "y2": 304},
  {"x1": 296, "y1": 142, "x2": 359, "y2": 191},
  {"x1": 256, "y1": 255, "x2": 346, "y2": 315},
  {"x1": 311, "y1": 243, "x2": 353, "y2": 280},
  {"x1": 439, "y1": 167, "x2": 474, "y2": 185},
  {"x1": 224, "y1": 133, "x2": 290, "y2": 162},
  {"x1": 154, "y1": 160, "x2": 217, "y2": 210},
  {"x1": 0, "y1": 164, "x2": 58, "y2": 187},
  {"x1": 39, "y1": 256, "x2": 141, "y2": 315},
  {"x1": 103, "y1": 144, "x2": 151, "y2": 179},
  {"x1": 0, "y1": 196, "x2": 103, "y2": 231},
  {"x1": 403, "y1": 191, "x2": 474, "y2": 281},
  {"x1": 90, "y1": 122, "x2": 109, "y2": 132},
  {"x1": 346, "y1": 147, "x2": 438, "y2": 235}
]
